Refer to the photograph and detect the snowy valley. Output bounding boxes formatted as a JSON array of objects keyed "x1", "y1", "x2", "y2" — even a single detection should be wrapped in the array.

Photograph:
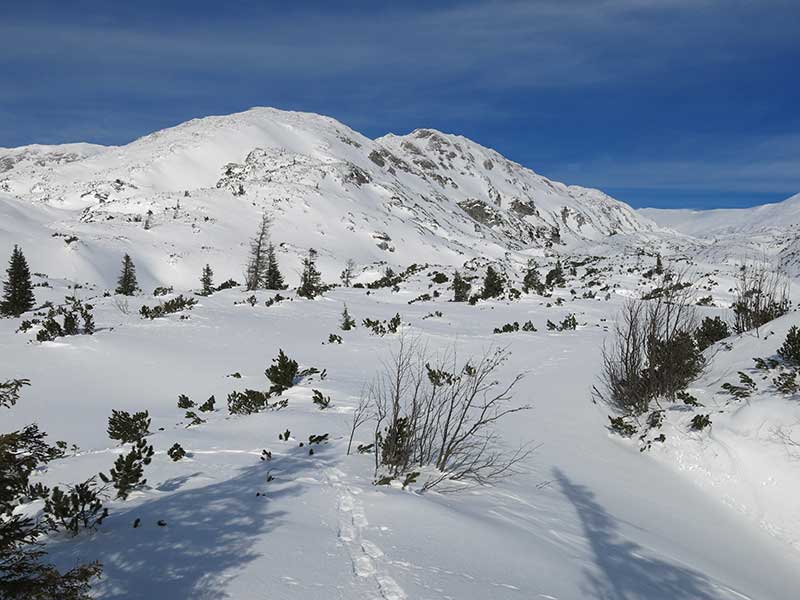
[{"x1": 2, "y1": 108, "x2": 800, "y2": 600}]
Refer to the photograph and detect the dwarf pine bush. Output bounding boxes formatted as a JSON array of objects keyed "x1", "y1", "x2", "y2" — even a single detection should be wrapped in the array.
[
  {"x1": 778, "y1": 326, "x2": 800, "y2": 365},
  {"x1": 99, "y1": 437, "x2": 154, "y2": 500},
  {"x1": 107, "y1": 410, "x2": 151, "y2": 444},
  {"x1": 139, "y1": 294, "x2": 197, "y2": 319}
]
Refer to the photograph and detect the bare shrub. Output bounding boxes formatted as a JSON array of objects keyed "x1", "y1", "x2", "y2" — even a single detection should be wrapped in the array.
[
  {"x1": 112, "y1": 296, "x2": 130, "y2": 316},
  {"x1": 595, "y1": 273, "x2": 704, "y2": 416},
  {"x1": 733, "y1": 261, "x2": 789, "y2": 335},
  {"x1": 362, "y1": 336, "x2": 531, "y2": 490}
]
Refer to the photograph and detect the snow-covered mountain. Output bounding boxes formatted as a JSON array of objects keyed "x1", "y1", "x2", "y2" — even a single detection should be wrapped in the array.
[
  {"x1": 640, "y1": 194, "x2": 800, "y2": 276},
  {"x1": 640, "y1": 193, "x2": 800, "y2": 236},
  {"x1": 0, "y1": 107, "x2": 656, "y2": 288},
  {"x1": 5, "y1": 108, "x2": 800, "y2": 600}
]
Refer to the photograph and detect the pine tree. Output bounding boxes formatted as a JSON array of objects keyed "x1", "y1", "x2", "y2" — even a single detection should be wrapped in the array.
[
  {"x1": 340, "y1": 304, "x2": 356, "y2": 330},
  {"x1": 340, "y1": 259, "x2": 356, "y2": 287},
  {"x1": 522, "y1": 260, "x2": 544, "y2": 294},
  {"x1": 545, "y1": 259, "x2": 565, "y2": 288},
  {"x1": 115, "y1": 254, "x2": 138, "y2": 296},
  {"x1": 263, "y1": 243, "x2": 286, "y2": 290},
  {"x1": 480, "y1": 266, "x2": 504, "y2": 299},
  {"x1": 245, "y1": 214, "x2": 271, "y2": 291},
  {"x1": 200, "y1": 264, "x2": 214, "y2": 296},
  {"x1": 297, "y1": 248, "x2": 323, "y2": 299},
  {"x1": 452, "y1": 270, "x2": 471, "y2": 302},
  {"x1": 0, "y1": 245, "x2": 35, "y2": 317},
  {"x1": 655, "y1": 254, "x2": 664, "y2": 275}
]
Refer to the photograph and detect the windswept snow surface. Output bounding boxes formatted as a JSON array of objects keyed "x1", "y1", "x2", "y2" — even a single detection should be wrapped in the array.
[{"x1": 2, "y1": 107, "x2": 800, "y2": 599}]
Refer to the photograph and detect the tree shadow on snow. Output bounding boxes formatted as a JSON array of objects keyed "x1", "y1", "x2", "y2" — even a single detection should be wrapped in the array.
[
  {"x1": 554, "y1": 468, "x2": 725, "y2": 600},
  {"x1": 47, "y1": 451, "x2": 337, "y2": 599}
]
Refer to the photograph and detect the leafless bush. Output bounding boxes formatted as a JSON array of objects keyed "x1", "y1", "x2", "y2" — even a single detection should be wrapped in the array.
[
  {"x1": 772, "y1": 422, "x2": 800, "y2": 460},
  {"x1": 112, "y1": 296, "x2": 130, "y2": 316},
  {"x1": 595, "y1": 272, "x2": 705, "y2": 415},
  {"x1": 732, "y1": 261, "x2": 789, "y2": 335},
  {"x1": 361, "y1": 336, "x2": 531, "y2": 490}
]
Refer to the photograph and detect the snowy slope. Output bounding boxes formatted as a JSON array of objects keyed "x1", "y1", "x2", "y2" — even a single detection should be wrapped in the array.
[
  {"x1": 640, "y1": 194, "x2": 800, "y2": 276},
  {"x1": 3, "y1": 274, "x2": 800, "y2": 600},
  {"x1": 0, "y1": 107, "x2": 657, "y2": 290},
  {"x1": 640, "y1": 193, "x2": 800, "y2": 236},
  {"x1": 3, "y1": 107, "x2": 800, "y2": 600}
]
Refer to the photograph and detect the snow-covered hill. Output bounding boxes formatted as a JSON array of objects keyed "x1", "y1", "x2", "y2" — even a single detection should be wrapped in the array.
[
  {"x1": 0, "y1": 107, "x2": 656, "y2": 289},
  {"x1": 640, "y1": 194, "x2": 800, "y2": 236},
  {"x1": 3, "y1": 107, "x2": 800, "y2": 600},
  {"x1": 640, "y1": 194, "x2": 800, "y2": 276}
]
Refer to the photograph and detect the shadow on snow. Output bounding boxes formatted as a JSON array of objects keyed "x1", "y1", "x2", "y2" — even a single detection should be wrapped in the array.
[
  {"x1": 47, "y1": 450, "x2": 337, "y2": 599},
  {"x1": 554, "y1": 467, "x2": 730, "y2": 600}
]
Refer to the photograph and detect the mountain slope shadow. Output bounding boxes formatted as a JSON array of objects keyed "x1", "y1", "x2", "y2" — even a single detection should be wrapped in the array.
[
  {"x1": 46, "y1": 452, "x2": 336, "y2": 600},
  {"x1": 553, "y1": 468, "x2": 739, "y2": 600}
]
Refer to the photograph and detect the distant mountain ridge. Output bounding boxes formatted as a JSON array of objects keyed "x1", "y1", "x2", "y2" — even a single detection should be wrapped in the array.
[
  {"x1": 0, "y1": 106, "x2": 662, "y2": 287},
  {"x1": 640, "y1": 193, "x2": 800, "y2": 236}
]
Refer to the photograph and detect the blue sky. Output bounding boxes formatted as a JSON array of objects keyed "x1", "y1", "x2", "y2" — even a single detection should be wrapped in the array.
[{"x1": 2, "y1": 0, "x2": 799, "y2": 209}]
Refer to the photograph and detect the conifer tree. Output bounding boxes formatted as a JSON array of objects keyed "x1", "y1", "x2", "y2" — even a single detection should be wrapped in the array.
[
  {"x1": 655, "y1": 254, "x2": 664, "y2": 275},
  {"x1": 545, "y1": 259, "x2": 565, "y2": 288},
  {"x1": 522, "y1": 260, "x2": 544, "y2": 294},
  {"x1": 115, "y1": 254, "x2": 138, "y2": 296},
  {"x1": 263, "y1": 243, "x2": 286, "y2": 290},
  {"x1": 340, "y1": 304, "x2": 356, "y2": 330},
  {"x1": 452, "y1": 270, "x2": 471, "y2": 302},
  {"x1": 480, "y1": 266, "x2": 504, "y2": 299},
  {"x1": 340, "y1": 259, "x2": 356, "y2": 287},
  {"x1": 297, "y1": 248, "x2": 323, "y2": 298},
  {"x1": 0, "y1": 245, "x2": 35, "y2": 317},
  {"x1": 200, "y1": 264, "x2": 214, "y2": 296},
  {"x1": 245, "y1": 214, "x2": 271, "y2": 291}
]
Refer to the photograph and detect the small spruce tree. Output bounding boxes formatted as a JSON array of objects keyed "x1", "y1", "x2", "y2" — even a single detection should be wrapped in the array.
[
  {"x1": 452, "y1": 270, "x2": 471, "y2": 302},
  {"x1": 340, "y1": 304, "x2": 356, "y2": 330},
  {"x1": 115, "y1": 254, "x2": 138, "y2": 296},
  {"x1": 1, "y1": 245, "x2": 35, "y2": 317},
  {"x1": 655, "y1": 254, "x2": 664, "y2": 275},
  {"x1": 263, "y1": 243, "x2": 286, "y2": 290},
  {"x1": 480, "y1": 266, "x2": 504, "y2": 299},
  {"x1": 297, "y1": 248, "x2": 323, "y2": 298},
  {"x1": 200, "y1": 264, "x2": 214, "y2": 296}
]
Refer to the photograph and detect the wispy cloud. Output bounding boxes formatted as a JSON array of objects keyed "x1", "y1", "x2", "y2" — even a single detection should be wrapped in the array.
[{"x1": 1, "y1": 1, "x2": 798, "y2": 207}]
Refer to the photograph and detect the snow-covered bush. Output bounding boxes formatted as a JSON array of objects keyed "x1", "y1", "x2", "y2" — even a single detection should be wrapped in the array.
[
  {"x1": 227, "y1": 389, "x2": 270, "y2": 415},
  {"x1": 362, "y1": 314, "x2": 401, "y2": 336},
  {"x1": 139, "y1": 295, "x2": 197, "y2": 319},
  {"x1": 44, "y1": 478, "x2": 108, "y2": 535},
  {"x1": 1, "y1": 380, "x2": 101, "y2": 595},
  {"x1": 167, "y1": 443, "x2": 186, "y2": 461},
  {"x1": 778, "y1": 326, "x2": 800, "y2": 365},
  {"x1": 99, "y1": 437, "x2": 154, "y2": 500},
  {"x1": 694, "y1": 316, "x2": 729, "y2": 350},
  {"x1": 34, "y1": 297, "x2": 94, "y2": 342},
  {"x1": 311, "y1": 389, "x2": 332, "y2": 410},
  {"x1": 107, "y1": 409, "x2": 151, "y2": 444},
  {"x1": 266, "y1": 349, "x2": 299, "y2": 394}
]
